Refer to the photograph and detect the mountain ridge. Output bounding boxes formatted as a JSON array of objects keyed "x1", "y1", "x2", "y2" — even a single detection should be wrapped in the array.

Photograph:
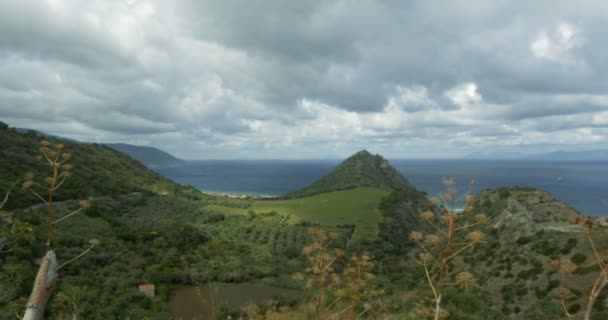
[{"x1": 106, "y1": 143, "x2": 185, "y2": 168}]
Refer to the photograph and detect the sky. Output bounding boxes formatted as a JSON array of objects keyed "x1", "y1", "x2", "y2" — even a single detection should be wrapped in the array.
[{"x1": 1, "y1": 0, "x2": 607, "y2": 159}]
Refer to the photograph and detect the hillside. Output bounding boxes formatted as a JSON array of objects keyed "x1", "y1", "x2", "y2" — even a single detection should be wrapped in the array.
[
  {"x1": 471, "y1": 187, "x2": 581, "y2": 236},
  {"x1": 107, "y1": 143, "x2": 185, "y2": 168},
  {"x1": 370, "y1": 186, "x2": 608, "y2": 319},
  {"x1": 284, "y1": 150, "x2": 414, "y2": 198},
  {"x1": 0, "y1": 122, "x2": 186, "y2": 209}
]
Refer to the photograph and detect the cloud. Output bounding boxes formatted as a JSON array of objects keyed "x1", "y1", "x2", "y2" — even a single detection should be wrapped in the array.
[
  {"x1": 530, "y1": 22, "x2": 584, "y2": 63},
  {"x1": 0, "y1": 0, "x2": 608, "y2": 158}
]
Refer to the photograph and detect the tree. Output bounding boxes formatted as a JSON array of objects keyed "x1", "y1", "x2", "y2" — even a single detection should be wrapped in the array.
[
  {"x1": 408, "y1": 178, "x2": 486, "y2": 320},
  {"x1": 20, "y1": 141, "x2": 97, "y2": 320}
]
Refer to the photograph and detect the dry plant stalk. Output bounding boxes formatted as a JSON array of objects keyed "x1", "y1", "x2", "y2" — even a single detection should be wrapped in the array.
[
  {"x1": 20, "y1": 140, "x2": 97, "y2": 320},
  {"x1": 293, "y1": 227, "x2": 385, "y2": 320},
  {"x1": 293, "y1": 227, "x2": 343, "y2": 320},
  {"x1": 409, "y1": 178, "x2": 486, "y2": 320},
  {"x1": 553, "y1": 215, "x2": 608, "y2": 320},
  {"x1": 334, "y1": 252, "x2": 386, "y2": 320}
]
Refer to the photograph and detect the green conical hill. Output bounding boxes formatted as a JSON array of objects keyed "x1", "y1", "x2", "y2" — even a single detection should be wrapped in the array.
[{"x1": 284, "y1": 150, "x2": 414, "y2": 198}]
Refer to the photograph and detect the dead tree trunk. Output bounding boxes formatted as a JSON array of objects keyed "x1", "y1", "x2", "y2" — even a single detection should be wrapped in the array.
[{"x1": 23, "y1": 250, "x2": 58, "y2": 320}]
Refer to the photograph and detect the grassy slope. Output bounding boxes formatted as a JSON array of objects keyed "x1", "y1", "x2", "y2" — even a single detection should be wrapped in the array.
[
  {"x1": 202, "y1": 188, "x2": 388, "y2": 240},
  {"x1": 0, "y1": 124, "x2": 185, "y2": 209}
]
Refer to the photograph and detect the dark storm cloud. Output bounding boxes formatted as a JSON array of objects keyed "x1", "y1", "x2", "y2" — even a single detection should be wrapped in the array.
[{"x1": 0, "y1": 0, "x2": 607, "y2": 158}]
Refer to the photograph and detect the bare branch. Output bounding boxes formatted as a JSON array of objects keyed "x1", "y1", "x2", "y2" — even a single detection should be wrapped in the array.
[
  {"x1": 52, "y1": 208, "x2": 83, "y2": 225},
  {"x1": 585, "y1": 231, "x2": 606, "y2": 269},
  {"x1": 423, "y1": 261, "x2": 439, "y2": 301},
  {"x1": 455, "y1": 221, "x2": 483, "y2": 231},
  {"x1": 52, "y1": 176, "x2": 68, "y2": 191},
  {"x1": 41, "y1": 152, "x2": 53, "y2": 165},
  {"x1": 33, "y1": 182, "x2": 49, "y2": 190},
  {"x1": 0, "y1": 188, "x2": 11, "y2": 211},
  {"x1": 27, "y1": 189, "x2": 48, "y2": 205},
  {"x1": 447, "y1": 242, "x2": 478, "y2": 261},
  {"x1": 58, "y1": 242, "x2": 97, "y2": 270},
  {"x1": 559, "y1": 300, "x2": 575, "y2": 318},
  {"x1": 427, "y1": 220, "x2": 447, "y2": 236},
  {"x1": 416, "y1": 243, "x2": 439, "y2": 265}
]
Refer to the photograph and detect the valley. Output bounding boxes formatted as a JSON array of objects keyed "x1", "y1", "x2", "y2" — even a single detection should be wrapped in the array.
[{"x1": 1, "y1": 123, "x2": 607, "y2": 319}]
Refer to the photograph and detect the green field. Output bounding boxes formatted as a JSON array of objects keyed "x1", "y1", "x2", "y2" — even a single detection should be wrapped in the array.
[{"x1": 201, "y1": 188, "x2": 389, "y2": 240}]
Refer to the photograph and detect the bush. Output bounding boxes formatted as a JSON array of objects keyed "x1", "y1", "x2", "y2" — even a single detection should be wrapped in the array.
[{"x1": 571, "y1": 253, "x2": 587, "y2": 265}]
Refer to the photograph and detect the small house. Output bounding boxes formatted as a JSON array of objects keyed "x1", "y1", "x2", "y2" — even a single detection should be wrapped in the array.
[{"x1": 138, "y1": 284, "x2": 155, "y2": 297}]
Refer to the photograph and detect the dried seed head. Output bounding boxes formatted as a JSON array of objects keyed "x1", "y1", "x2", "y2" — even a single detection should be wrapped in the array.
[
  {"x1": 456, "y1": 272, "x2": 476, "y2": 288},
  {"x1": 35, "y1": 155, "x2": 44, "y2": 162},
  {"x1": 572, "y1": 215, "x2": 603, "y2": 230},
  {"x1": 44, "y1": 177, "x2": 54, "y2": 186},
  {"x1": 22, "y1": 180, "x2": 33, "y2": 189},
  {"x1": 550, "y1": 257, "x2": 577, "y2": 275},
  {"x1": 419, "y1": 253, "x2": 434, "y2": 264},
  {"x1": 328, "y1": 232, "x2": 340, "y2": 240},
  {"x1": 475, "y1": 214, "x2": 488, "y2": 223},
  {"x1": 40, "y1": 140, "x2": 50, "y2": 147},
  {"x1": 420, "y1": 211, "x2": 435, "y2": 221},
  {"x1": 291, "y1": 273, "x2": 304, "y2": 282},
  {"x1": 554, "y1": 287, "x2": 573, "y2": 300},
  {"x1": 424, "y1": 234, "x2": 441, "y2": 247},
  {"x1": 61, "y1": 164, "x2": 73, "y2": 171},
  {"x1": 39, "y1": 147, "x2": 50, "y2": 154},
  {"x1": 55, "y1": 144, "x2": 64, "y2": 150},
  {"x1": 467, "y1": 231, "x2": 485, "y2": 243},
  {"x1": 61, "y1": 153, "x2": 71, "y2": 161},
  {"x1": 24, "y1": 172, "x2": 36, "y2": 181},
  {"x1": 89, "y1": 239, "x2": 101, "y2": 246},
  {"x1": 442, "y1": 212, "x2": 458, "y2": 224},
  {"x1": 409, "y1": 231, "x2": 424, "y2": 242},
  {"x1": 302, "y1": 246, "x2": 313, "y2": 255},
  {"x1": 60, "y1": 171, "x2": 72, "y2": 178},
  {"x1": 79, "y1": 200, "x2": 92, "y2": 209}
]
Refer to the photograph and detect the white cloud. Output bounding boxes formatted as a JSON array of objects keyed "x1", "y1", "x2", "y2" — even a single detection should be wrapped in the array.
[
  {"x1": 445, "y1": 82, "x2": 482, "y2": 107},
  {"x1": 531, "y1": 22, "x2": 583, "y2": 63}
]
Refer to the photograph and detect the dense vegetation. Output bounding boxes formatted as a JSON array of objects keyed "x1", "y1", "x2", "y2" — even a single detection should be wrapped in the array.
[
  {"x1": 0, "y1": 122, "x2": 190, "y2": 210},
  {"x1": 2, "y1": 125, "x2": 608, "y2": 319},
  {"x1": 284, "y1": 150, "x2": 413, "y2": 198}
]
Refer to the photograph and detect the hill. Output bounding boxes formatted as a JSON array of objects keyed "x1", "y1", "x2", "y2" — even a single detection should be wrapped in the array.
[
  {"x1": 0, "y1": 122, "x2": 186, "y2": 209},
  {"x1": 471, "y1": 187, "x2": 581, "y2": 236},
  {"x1": 376, "y1": 186, "x2": 605, "y2": 319},
  {"x1": 284, "y1": 150, "x2": 414, "y2": 198},
  {"x1": 106, "y1": 143, "x2": 185, "y2": 168}
]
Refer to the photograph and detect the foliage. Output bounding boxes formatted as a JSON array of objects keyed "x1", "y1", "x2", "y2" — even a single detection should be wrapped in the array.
[
  {"x1": 0, "y1": 124, "x2": 183, "y2": 210},
  {"x1": 285, "y1": 150, "x2": 413, "y2": 198}
]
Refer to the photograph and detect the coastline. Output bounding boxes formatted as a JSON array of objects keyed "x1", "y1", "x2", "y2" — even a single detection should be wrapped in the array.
[{"x1": 201, "y1": 189, "x2": 277, "y2": 199}]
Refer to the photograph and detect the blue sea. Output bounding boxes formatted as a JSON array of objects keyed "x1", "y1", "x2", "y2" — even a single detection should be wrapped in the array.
[{"x1": 156, "y1": 159, "x2": 608, "y2": 216}]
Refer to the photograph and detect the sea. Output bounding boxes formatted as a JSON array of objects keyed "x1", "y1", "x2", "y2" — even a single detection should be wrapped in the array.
[{"x1": 156, "y1": 159, "x2": 608, "y2": 216}]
